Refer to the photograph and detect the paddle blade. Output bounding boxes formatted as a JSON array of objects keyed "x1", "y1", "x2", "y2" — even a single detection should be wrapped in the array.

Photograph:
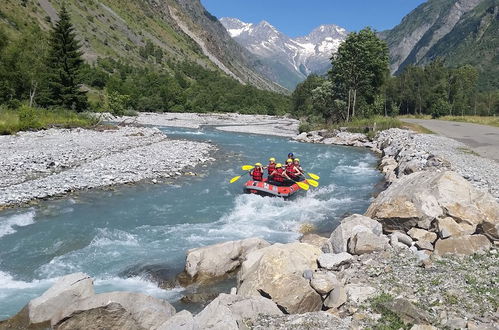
[
  {"x1": 306, "y1": 179, "x2": 319, "y2": 187},
  {"x1": 307, "y1": 173, "x2": 320, "y2": 180},
  {"x1": 242, "y1": 165, "x2": 254, "y2": 171},
  {"x1": 296, "y1": 181, "x2": 310, "y2": 191},
  {"x1": 230, "y1": 176, "x2": 242, "y2": 184}
]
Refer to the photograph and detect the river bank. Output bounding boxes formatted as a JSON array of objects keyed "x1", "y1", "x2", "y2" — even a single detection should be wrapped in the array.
[
  {"x1": 108, "y1": 112, "x2": 300, "y2": 137},
  {"x1": 0, "y1": 126, "x2": 214, "y2": 209}
]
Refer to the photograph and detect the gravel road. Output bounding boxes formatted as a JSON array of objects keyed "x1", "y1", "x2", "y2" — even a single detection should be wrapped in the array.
[{"x1": 401, "y1": 119, "x2": 499, "y2": 162}]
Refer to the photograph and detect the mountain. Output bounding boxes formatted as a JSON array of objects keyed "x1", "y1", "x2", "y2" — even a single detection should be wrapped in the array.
[
  {"x1": 0, "y1": 0, "x2": 284, "y2": 92},
  {"x1": 220, "y1": 18, "x2": 348, "y2": 90},
  {"x1": 381, "y1": 0, "x2": 498, "y2": 90}
]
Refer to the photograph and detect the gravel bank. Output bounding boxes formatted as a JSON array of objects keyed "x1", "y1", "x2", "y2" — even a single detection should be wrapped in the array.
[
  {"x1": 0, "y1": 126, "x2": 214, "y2": 208},
  {"x1": 111, "y1": 112, "x2": 299, "y2": 137}
]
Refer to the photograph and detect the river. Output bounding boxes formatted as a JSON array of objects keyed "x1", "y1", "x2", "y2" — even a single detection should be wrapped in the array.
[{"x1": 0, "y1": 126, "x2": 382, "y2": 319}]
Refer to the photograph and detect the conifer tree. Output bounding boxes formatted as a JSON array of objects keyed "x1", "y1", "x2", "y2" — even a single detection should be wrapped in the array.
[{"x1": 45, "y1": 5, "x2": 88, "y2": 111}]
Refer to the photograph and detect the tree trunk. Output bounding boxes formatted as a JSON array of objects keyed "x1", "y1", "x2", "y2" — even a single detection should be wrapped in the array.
[
  {"x1": 352, "y1": 89, "x2": 357, "y2": 118},
  {"x1": 29, "y1": 81, "x2": 38, "y2": 108},
  {"x1": 346, "y1": 89, "x2": 351, "y2": 122}
]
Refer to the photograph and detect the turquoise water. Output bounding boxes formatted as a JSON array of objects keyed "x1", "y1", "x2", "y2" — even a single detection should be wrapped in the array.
[{"x1": 0, "y1": 126, "x2": 382, "y2": 319}]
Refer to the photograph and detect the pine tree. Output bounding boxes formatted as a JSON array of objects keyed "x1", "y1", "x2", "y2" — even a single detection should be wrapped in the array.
[{"x1": 45, "y1": 5, "x2": 88, "y2": 111}]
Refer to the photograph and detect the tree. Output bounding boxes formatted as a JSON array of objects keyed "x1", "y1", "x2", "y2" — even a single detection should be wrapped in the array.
[
  {"x1": 45, "y1": 5, "x2": 88, "y2": 111},
  {"x1": 329, "y1": 27, "x2": 389, "y2": 121}
]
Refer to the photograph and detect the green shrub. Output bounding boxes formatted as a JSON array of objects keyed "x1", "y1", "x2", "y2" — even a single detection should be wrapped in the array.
[
  {"x1": 299, "y1": 122, "x2": 312, "y2": 133},
  {"x1": 18, "y1": 105, "x2": 41, "y2": 130}
]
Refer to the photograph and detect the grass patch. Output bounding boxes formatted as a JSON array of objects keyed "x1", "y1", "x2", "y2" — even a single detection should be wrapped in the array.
[
  {"x1": 457, "y1": 147, "x2": 480, "y2": 156},
  {"x1": 0, "y1": 106, "x2": 99, "y2": 135},
  {"x1": 439, "y1": 116, "x2": 499, "y2": 128},
  {"x1": 370, "y1": 293, "x2": 411, "y2": 330}
]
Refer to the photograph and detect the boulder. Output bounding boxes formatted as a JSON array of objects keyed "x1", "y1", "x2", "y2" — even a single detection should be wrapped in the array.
[
  {"x1": 481, "y1": 218, "x2": 499, "y2": 242},
  {"x1": 437, "y1": 217, "x2": 475, "y2": 238},
  {"x1": 300, "y1": 233, "x2": 329, "y2": 251},
  {"x1": 391, "y1": 231, "x2": 413, "y2": 246},
  {"x1": 326, "y1": 214, "x2": 383, "y2": 253},
  {"x1": 407, "y1": 228, "x2": 437, "y2": 243},
  {"x1": 366, "y1": 171, "x2": 499, "y2": 231},
  {"x1": 434, "y1": 235, "x2": 491, "y2": 256},
  {"x1": 347, "y1": 232, "x2": 389, "y2": 255},
  {"x1": 184, "y1": 237, "x2": 270, "y2": 283},
  {"x1": 345, "y1": 284, "x2": 376, "y2": 304},
  {"x1": 54, "y1": 302, "x2": 143, "y2": 330},
  {"x1": 8, "y1": 273, "x2": 96, "y2": 328},
  {"x1": 317, "y1": 252, "x2": 353, "y2": 270},
  {"x1": 323, "y1": 285, "x2": 347, "y2": 309},
  {"x1": 52, "y1": 291, "x2": 175, "y2": 330},
  {"x1": 158, "y1": 310, "x2": 197, "y2": 330},
  {"x1": 415, "y1": 240, "x2": 434, "y2": 251},
  {"x1": 237, "y1": 242, "x2": 322, "y2": 314},
  {"x1": 194, "y1": 293, "x2": 281, "y2": 330},
  {"x1": 310, "y1": 271, "x2": 341, "y2": 295}
]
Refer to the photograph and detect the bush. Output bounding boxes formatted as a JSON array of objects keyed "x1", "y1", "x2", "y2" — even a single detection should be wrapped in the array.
[
  {"x1": 107, "y1": 91, "x2": 131, "y2": 116},
  {"x1": 18, "y1": 105, "x2": 41, "y2": 130},
  {"x1": 299, "y1": 121, "x2": 312, "y2": 133},
  {"x1": 431, "y1": 99, "x2": 451, "y2": 119}
]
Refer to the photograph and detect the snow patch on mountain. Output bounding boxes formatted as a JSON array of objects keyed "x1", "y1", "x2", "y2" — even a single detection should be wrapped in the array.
[{"x1": 220, "y1": 18, "x2": 348, "y2": 88}]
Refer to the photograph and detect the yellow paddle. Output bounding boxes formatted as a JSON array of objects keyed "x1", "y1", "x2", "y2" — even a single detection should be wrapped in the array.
[
  {"x1": 230, "y1": 172, "x2": 249, "y2": 184},
  {"x1": 306, "y1": 179, "x2": 319, "y2": 187},
  {"x1": 242, "y1": 165, "x2": 254, "y2": 171},
  {"x1": 291, "y1": 179, "x2": 309, "y2": 191},
  {"x1": 307, "y1": 173, "x2": 320, "y2": 180}
]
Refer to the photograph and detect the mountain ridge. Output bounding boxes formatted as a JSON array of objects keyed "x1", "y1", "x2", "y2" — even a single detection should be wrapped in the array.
[{"x1": 220, "y1": 17, "x2": 348, "y2": 89}]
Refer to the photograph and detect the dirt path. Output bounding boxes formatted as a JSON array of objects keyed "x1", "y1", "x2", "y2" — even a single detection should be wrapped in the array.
[{"x1": 401, "y1": 119, "x2": 499, "y2": 162}]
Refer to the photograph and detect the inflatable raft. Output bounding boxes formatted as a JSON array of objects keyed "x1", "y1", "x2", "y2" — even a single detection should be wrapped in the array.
[{"x1": 244, "y1": 179, "x2": 306, "y2": 198}]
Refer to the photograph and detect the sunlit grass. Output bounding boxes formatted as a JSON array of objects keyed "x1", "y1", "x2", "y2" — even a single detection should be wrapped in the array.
[
  {"x1": 398, "y1": 114, "x2": 499, "y2": 127},
  {"x1": 0, "y1": 106, "x2": 99, "y2": 135}
]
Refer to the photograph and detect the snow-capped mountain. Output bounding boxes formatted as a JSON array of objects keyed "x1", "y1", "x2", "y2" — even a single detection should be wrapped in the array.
[{"x1": 220, "y1": 17, "x2": 348, "y2": 89}]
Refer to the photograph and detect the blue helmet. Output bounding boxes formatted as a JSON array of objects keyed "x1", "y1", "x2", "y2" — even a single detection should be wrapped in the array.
[{"x1": 288, "y1": 152, "x2": 294, "y2": 158}]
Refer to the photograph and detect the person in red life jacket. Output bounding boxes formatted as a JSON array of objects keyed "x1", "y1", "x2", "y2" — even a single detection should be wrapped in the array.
[
  {"x1": 285, "y1": 152, "x2": 295, "y2": 164},
  {"x1": 269, "y1": 163, "x2": 290, "y2": 186},
  {"x1": 294, "y1": 158, "x2": 304, "y2": 179},
  {"x1": 250, "y1": 163, "x2": 264, "y2": 181},
  {"x1": 266, "y1": 157, "x2": 276, "y2": 179}
]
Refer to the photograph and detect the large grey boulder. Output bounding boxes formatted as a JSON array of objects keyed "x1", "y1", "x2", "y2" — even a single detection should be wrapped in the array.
[
  {"x1": 158, "y1": 310, "x2": 197, "y2": 330},
  {"x1": 52, "y1": 291, "x2": 175, "y2": 330},
  {"x1": 237, "y1": 242, "x2": 322, "y2": 314},
  {"x1": 434, "y1": 235, "x2": 491, "y2": 256},
  {"x1": 347, "y1": 232, "x2": 389, "y2": 255},
  {"x1": 194, "y1": 293, "x2": 282, "y2": 330},
  {"x1": 184, "y1": 237, "x2": 270, "y2": 284},
  {"x1": 366, "y1": 171, "x2": 499, "y2": 232},
  {"x1": 3, "y1": 273, "x2": 95, "y2": 329},
  {"x1": 326, "y1": 214, "x2": 383, "y2": 253},
  {"x1": 317, "y1": 252, "x2": 353, "y2": 270}
]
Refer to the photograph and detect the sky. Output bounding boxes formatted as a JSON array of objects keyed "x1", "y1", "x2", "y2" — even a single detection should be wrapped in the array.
[{"x1": 201, "y1": 0, "x2": 427, "y2": 37}]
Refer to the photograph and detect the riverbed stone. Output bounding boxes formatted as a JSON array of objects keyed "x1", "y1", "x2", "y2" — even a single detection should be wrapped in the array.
[
  {"x1": 391, "y1": 231, "x2": 414, "y2": 246},
  {"x1": 237, "y1": 242, "x2": 322, "y2": 314},
  {"x1": 326, "y1": 214, "x2": 383, "y2": 253},
  {"x1": 366, "y1": 171, "x2": 499, "y2": 232},
  {"x1": 347, "y1": 232, "x2": 389, "y2": 255},
  {"x1": 194, "y1": 293, "x2": 282, "y2": 330},
  {"x1": 434, "y1": 235, "x2": 491, "y2": 256},
  {"x1": 317, "y1": 252, "x2": 354, "y2": 270},
  {"x1": 15, "y1": 272, "x2": 95, "y2": 328},
  {"x1": 407, "y1": 228, "x2": 437, "y2": 243},
  {"x1": 345, "y1": 284, "x2": 376, "y2": 304},
  {"x1": 300, "y1": 233, "x2": 329, "y2": 250},
  {"x1": 183, "y1": 237, "x2": 270, "y2": 284},
  {"x1": 157, "y1": 310, "x2": 196, "y2": 330},
  {"x1": 324, "y1": 285, "x2": 347, "y2": 309},
  {"x1": 381, "y1": 298, "x2": 431, "y2": 324},
  {"x1": 437, "y1": 217, "x2": 475, "y2": 238},
  {"x1": 310, "y1": 271, "x2": 341, "y2": 295},
  {"x1": 52, "y1": 291, "x2": 175, "y2": 330}
]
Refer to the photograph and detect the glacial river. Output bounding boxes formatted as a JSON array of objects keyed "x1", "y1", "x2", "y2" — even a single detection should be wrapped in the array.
[{"x1": 0, "y1": 126, "x2": 382, "y2": 319}]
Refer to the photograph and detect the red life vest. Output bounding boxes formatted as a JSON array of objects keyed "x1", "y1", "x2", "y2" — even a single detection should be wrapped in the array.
[
  {"x1": 286, "y1": 164, "x2": 298, "y2": 178},
  {"x1": 273, "y1": 168, "x2": 285, "y2": 182},
  {"x1": 267, "y1": 163, "x2": 276, "y2": 175},
  {"x1": 252, "y1": 167, "x2": 263, "y2": 181}
]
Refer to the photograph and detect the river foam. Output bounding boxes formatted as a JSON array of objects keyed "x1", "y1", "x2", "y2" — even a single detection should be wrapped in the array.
[{"x1": 0, "y1": 210, "x2": 36, "y2": 238}]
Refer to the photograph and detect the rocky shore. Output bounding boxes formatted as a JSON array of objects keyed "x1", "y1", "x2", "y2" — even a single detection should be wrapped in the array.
[{"x1": 0, "y1": 126, "x2": 214, "y2": 209}]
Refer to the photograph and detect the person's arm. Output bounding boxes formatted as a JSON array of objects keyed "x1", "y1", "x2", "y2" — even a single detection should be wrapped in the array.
[
  {"x1": 294, "y1": 166, "x2": 303, "y2": 176},
  {"x1": 282, "y1": 171, "x2": 291, "y2": 180}
]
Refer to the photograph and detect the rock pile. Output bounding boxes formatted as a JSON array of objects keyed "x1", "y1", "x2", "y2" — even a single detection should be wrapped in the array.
[{"x1": 294, "y1": 129, "x2": 380, "y2": 153}]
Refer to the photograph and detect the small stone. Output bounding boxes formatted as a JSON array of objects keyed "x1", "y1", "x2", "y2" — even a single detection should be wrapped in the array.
[
  {"x1": 345, "y1": 284, "x2": 376, "y2": 304},
  {"x1": 415, "y1": 240, "x2": 434, "y2": 251},
  {"x1": 391, "y1": 231, "x2": 413, "y2": 247},
  {"x1": 317, "y1": 252, "x2": 353, "y2": 270},
  {"x1": 303, "y1": 269, "x2": 313, "y2": 280},
  {"x1": 310, "y1": 272, "x2": 340, "y2": 295},
  {"x1": 407, "y1": 228, "x2": 437, "y2": 243}
]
